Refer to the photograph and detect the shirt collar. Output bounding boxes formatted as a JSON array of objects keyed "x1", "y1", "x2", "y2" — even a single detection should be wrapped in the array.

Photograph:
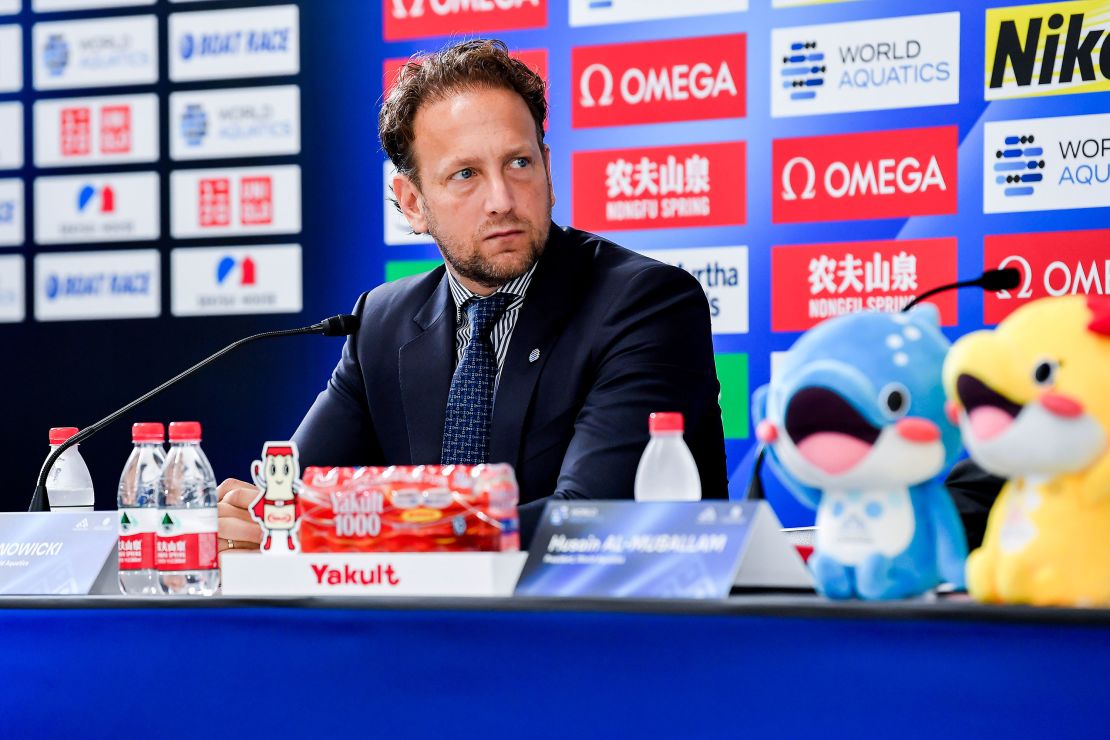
[{"x1": 445, "y1": 260, "x2": 537, "y2": 319}]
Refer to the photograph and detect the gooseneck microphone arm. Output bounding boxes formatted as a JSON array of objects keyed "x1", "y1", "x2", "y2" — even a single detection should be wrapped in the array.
[
  {"x1": 901, "y1": 277, "x2": 984, "y2": 312},
  {"x1": 28, "y1": 314, "x2": 359, "y2": 513},
  {"x1": 902, "y1": 268, "x2": 1022, "y2": 313}
]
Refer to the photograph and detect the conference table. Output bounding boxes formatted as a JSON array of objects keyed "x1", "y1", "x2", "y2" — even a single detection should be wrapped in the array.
[{"x1": 2, "y1": 593, "x2": 1106, "y2": 738}]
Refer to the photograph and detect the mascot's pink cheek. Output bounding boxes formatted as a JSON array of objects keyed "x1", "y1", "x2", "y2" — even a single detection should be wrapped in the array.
[
  {"x1": 1040, "y1": 391, "x2": 1083, "y2": 418},
  {"x1": 945, "y1": 400, "x2": 960, "y2": 426},
  {"x1": 968, "y1": 406, "x2": 1014, "y2": 441},
  {"x1": 796, "y1": 433, "x2": 872, "y2": 474},
  {"x1": 756, "y1": 421, "x2": 778, "y2": 443}
]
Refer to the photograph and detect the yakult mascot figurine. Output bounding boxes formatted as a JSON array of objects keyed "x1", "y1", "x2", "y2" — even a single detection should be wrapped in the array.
[
  {"x1": 943, "y1": 295, "x2": 1110, "y2": 606},
  {"x1": 752, "y1": 305, "x2": 968, "y2": 599},
  {"x1": 249, "y1": 441, "x2": 303, "y2": 554}
]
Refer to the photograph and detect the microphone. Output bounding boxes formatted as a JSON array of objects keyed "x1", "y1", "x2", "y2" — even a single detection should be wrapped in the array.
[
  {"x1": 28, "y1": 314, "x2": 359, "y2": 513},
  {"x1": 315, "y1": 313, "x2": 360, "y2": 337},
  {"x1": 902, "y1": 268, "x2": 1022, "y2": 312}
]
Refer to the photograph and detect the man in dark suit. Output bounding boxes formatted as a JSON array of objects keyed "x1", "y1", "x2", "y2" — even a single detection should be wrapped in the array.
[{"x1": 216, "y1": 39, "x2": 728, "y2": 550}]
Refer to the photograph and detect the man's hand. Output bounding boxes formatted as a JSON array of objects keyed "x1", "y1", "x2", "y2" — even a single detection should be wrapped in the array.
[{"x1": 217, "y1": 478, "x2": 263, "y2": 553}]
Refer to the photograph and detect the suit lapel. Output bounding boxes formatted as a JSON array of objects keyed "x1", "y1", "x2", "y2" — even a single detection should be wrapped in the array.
[
  {"x1": 399, "y1": 269, "x2": 455, "y2": 464},
  {"x1": 489, "y1": 226, "x2": 586, "y2": 467}
]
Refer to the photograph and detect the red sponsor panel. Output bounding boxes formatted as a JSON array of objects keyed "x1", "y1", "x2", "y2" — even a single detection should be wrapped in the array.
[
  {"x1": 60, "y1": 107, "x2": 91, "y2": 156},
  {"x1": 199, "y1": 178, "x2": 231, "y2": 227},
  {"x1": 773, "y1": 126, "x2": 958, "y2": 224},
  {"x1": 772, "y1": 238, "x2": 958, "y2": 332},
  {"x1": 573, "y1": 34, "x2": 746, "y2": 128},
  {"x1": 573, "y1": 141, "x2": 745, "y2": 232},
  {"x1": 383, "y1": 0, "x2": 546, "y2": 41},
  {"x1": 99, "y1": 105, "x2": 132, "y2": 154},
  {"x1": 984, "y1": 229, "x2": 1110, "y2": 325},
  {"x1": 240, "y1": 176, "x2": 274, "y2": 225}
]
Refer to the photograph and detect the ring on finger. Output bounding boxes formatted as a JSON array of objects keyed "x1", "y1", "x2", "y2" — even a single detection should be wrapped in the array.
[{"x1": 226, "y1": 538, "x2": 235, "y2": 551}]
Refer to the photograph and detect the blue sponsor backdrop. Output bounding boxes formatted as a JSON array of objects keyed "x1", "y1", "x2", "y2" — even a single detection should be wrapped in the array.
[{"x1": 0, "y1": 1, "x2": 1107, "y2": 528}]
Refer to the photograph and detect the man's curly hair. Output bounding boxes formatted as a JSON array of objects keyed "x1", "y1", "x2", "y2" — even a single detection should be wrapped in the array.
[{"x1": 379, "y1": 39, "x2": 548, "y2": 187}]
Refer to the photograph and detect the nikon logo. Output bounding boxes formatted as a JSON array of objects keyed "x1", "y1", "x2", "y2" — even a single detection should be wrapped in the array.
[{"x1": 986, "y1": 2, "x2": 1110, "y2": 99}]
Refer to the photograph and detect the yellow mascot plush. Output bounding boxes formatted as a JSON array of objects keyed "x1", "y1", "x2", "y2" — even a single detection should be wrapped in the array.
[{"x1": 942, "y1": 295, "x2": 1110, "y2": 606}]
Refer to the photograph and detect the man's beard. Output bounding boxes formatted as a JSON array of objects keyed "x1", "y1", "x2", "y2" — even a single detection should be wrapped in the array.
[{"x1": 424, "y1": 200, "x2": 550, "y2": 290}]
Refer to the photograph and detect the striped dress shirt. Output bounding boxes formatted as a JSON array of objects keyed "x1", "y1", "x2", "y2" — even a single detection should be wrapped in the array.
[{"x1": 445, "y1": 262, "x2": 537, "y2": 391}]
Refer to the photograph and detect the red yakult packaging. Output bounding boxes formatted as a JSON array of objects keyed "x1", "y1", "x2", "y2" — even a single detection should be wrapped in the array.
[{"x1": 298, "y1": 464, "x2": 520, "y2": 552}]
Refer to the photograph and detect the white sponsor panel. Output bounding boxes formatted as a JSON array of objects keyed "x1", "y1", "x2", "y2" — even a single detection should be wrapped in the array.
[
  {"x1": 33, "y1": 15, "x2": 158, "y2": 91},
  {"x1": 0, "y1": 178, "x2": 24, "y2": 247},
  {"x1": 384, "y1": 161, "x2": 434, "y2": 246},
  {"x1": 771, "y1": 12, "x2": 960, "y2": 118},
  {"x1": 35, "y1": 249, "x2": 160, "y2": 321},
  {"x1": 570, "y1": 0, "x2": 746, "y2": 26},
  {"x1": 170, "y1": 165, "x2": 301, "y2": 238},
  {"x1": 770, "y1": 351, "x2": 788, "y2": 382},
  {"x1": 0, "y1": 255, "x2": 24, "y2": 323},
  {"x1": 33, "y1": 0, "x2": 154, "y2": 11},
  {"x1": 636, "y1": 246, "x2": 749, "y2": 334},
  {"x1": 171, "y1": 244, "x2": 302, "y2": 316},
  {"x1": 170, "y1": 85, "x2": 300, "y2": 160},
  {"x1": 0, "y1": 0, "x2": 19, "y2": 14},
  {"x1": 0, "y1": 102, "x2": 22, "y2": 171},
  {"x1": 34, "y1": 172, "x2": 159, "y2": 245},
  {"x1": 0, "y1": 26, "x2": 21, "y2": 93},
  {"x1": 169, "y1": 5, "x2": 300, "y2": 82},
  {"x1": 34, "y1": 94, "x2": 158, "y2": 167},
  {"x1": 984, "y1": 113, "x2": 1110, "y2": 214}
]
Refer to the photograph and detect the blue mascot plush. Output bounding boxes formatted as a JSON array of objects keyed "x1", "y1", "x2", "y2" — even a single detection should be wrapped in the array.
[{"x1": 752, "y1": 305, "x2": 967, "y2": 599}]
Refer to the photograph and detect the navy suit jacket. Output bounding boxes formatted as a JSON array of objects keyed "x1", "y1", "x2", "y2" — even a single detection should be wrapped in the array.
[{"x1": 293, "y1": 223, "x2": 729, "y2": 544}]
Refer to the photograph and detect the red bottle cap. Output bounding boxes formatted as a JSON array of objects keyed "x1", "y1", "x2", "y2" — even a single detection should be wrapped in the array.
[
  {"x1": 168, "y1": 421, "x2": 202, "y2": 442},
  {"x1": 132, "y1": 422, "x2": 165, "y2": 443},
  {"x1": 649, "y1": 412, "x2": 684, "y2": 434},
  {"x1": 49, "y1": 427, "x2": 79, "y2": 445}
]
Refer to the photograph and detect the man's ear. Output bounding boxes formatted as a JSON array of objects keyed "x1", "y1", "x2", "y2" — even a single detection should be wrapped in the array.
[
  {"x1": 543, "y1": 144, "x2": 556, "y2": 207},
  {"x1": 392, "y1": 171, "x2": 428, "y2": 235}
]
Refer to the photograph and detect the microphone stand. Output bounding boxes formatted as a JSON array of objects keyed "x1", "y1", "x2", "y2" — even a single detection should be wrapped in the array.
[{"x1": 30, "y1": 316, "x2": 357, "y2": 512}]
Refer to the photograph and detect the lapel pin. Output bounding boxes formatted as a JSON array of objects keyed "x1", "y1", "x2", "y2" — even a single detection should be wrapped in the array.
[{"x1": 528, "y1": 348, "x2": 540, "y2": 363}]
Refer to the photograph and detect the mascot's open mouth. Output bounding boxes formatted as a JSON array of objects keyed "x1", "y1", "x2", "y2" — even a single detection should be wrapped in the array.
[
  {"x1": 785, "y1": 387, "x2": 879, "y2": 475},
  {"x1": 956, "y1": 374, "x2": 1023, "y2": 441}
]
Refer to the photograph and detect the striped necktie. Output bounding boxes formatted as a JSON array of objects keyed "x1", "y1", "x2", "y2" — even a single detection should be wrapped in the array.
[{"x1": 441, "y1": 293, "x2": 511, "y2": 465}]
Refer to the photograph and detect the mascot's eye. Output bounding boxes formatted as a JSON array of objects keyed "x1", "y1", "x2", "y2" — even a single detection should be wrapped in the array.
[
  {"x1": 1033, "y1": 358, "x2": 1059, "y2": 386},
  {"x1": 283, "y1": 463, "x2": 290, "y2": 476},
  {"x1": 879, "y1": 383, "x2": 910, "y2": 419}
]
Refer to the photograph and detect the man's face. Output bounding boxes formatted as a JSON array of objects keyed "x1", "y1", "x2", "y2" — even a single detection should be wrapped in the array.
[{"x1": 393, "y1": 86, "x2": 555, "y2": 293}]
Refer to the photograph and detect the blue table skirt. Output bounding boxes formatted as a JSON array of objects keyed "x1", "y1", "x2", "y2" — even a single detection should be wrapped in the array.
[{"x1": 1, "y1": 596, "x2": 1107, "y2": 739}]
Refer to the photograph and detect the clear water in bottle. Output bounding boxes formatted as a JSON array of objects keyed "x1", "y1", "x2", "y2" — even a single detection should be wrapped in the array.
[
  {"x1": 634, "y1": 412, "x2": 702, "y2": 502},
  {"x1": 157, "y1": 421, "x2": 220, "y2": 596},
  {"x1": 118, "y1": 423, "x2": 166, "y2": 595},
  {"x1": 43, "y1": 427, "x2": 95, "y2": 512}
]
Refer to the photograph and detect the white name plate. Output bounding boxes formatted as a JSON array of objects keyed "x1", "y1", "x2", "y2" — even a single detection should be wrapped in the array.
[
  {"x1": 0, "y1": 512, "x2": 118, "y2": 595},
  {"x1": 219, "y1": 551, "x2": 526, "y2": 597}
]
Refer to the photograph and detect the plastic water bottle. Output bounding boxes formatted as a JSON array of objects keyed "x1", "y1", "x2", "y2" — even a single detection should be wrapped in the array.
[
  {"x1": 43, "y1": 427, "x2": 95, "y2": 512},
  {"x1": 157, "y1": 421, "x2": 219, "y2": 596},
  {"x1": 117, "y1": 423, "x2": 165, "y2": 595},
  {"x1": 634, "y1": 412, "x2": 702, "y2": 502}
]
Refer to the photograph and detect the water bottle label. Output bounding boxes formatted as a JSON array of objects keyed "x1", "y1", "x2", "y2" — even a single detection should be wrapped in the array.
[
  {"x1": 118, "y1": 508, "x2": 158, "y2": 570},
  {"x1": 156, "y1": 509, "x2": 218, "y2": 571}
]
